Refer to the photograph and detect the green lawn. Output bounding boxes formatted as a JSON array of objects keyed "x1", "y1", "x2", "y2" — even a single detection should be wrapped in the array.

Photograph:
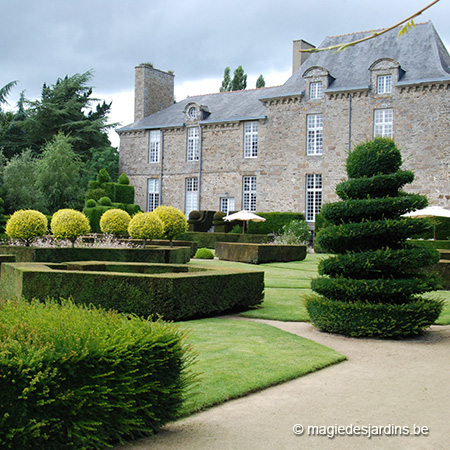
[
  {"x1": 188, "y1": 254, "x2": 450, "y2": 324},
  {"x1": 177, "y1": 318, "x2": 346, "y2": 416}
]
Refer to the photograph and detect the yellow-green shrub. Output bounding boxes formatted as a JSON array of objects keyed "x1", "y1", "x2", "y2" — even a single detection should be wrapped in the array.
[
  {"x1": 5, "y1": 209, "x2": 48, "y2": 245},
  {"x1": 128, "y1": 212, "x2": 164, "y2": 241},
  {"x1": 99, "y1": 208, "x2": 131, "y2": 236},
  {"x1": 51, "y1": 209, "x2": 91, "y2": 244},
  {"x1": 154, "y1": 206, "x2": 188, "y2": 242}
]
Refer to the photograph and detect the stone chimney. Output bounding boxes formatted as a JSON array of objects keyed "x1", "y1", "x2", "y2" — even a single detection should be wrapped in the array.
[
  {"x1": 292, "y1": 39, "x2": 315, "y2": 73},
  {"x1": 134, "y1": 64, "x2": 175, "y2": 122}
]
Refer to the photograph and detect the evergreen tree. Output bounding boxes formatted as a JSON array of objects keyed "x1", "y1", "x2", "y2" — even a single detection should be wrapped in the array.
[
  {"x1": 256, "y1": 75, "x2": 265, "y2": 88},
  {"x1": 34, "y1": 132, "x2": 83, "y2": 213},
  {"x1": 308, "y1": 138, "x2": 443, "y2": 338},
  {"x1": 230, "y1": 65, "x2": 247, "y2": 91},
  {"x1": 219, "y1": 67, "x2": 231, "y2": 92}
]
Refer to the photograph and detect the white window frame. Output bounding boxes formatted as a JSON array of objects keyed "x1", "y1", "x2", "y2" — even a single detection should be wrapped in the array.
[
  {"x1": 147, "y1": 178, "x2": 160, "y2": 212},
  {"x1": 306, "y1": 174, "x2": 322, "y2": 222},
  {"x1": 310, "y1": 81, "x2": 323, "y2": 99},
  {"x1": 374, "y1": 109, "x2": 393, "y2": 138},
  {"x1": 187, "y1": 127, "x2": 199, "y2": 161},
  {"x1": 149, "y1": 130, "x2": 161, "y2": 163},
  {"x1": 243, "y1": 176, "x2": 257, "y2": 212},
  {"x1": 185, "y1": 177, "x2": 198, "y2": 216},
  {"x1": 307, "y1": 114, "x2": 323, "y2": 155},
  {"x1": 377, "y1": 75, "x2": 392, "y2": 94},
  {"x1": 244, "y1": 122, "x2": 258, "y2": 158},
  {"x1": 220, "y1": 197, "x2": 235, "y2": 216}
]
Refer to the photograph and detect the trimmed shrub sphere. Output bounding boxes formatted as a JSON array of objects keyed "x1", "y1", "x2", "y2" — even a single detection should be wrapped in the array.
[
  {"x1": 154, "y1": 206, "x2": 188, "y2": 241},
  {"x1": 85, "y1": 199, "x2": 97, "y2": 208},
  {"x1": 5, "y1": 209, "x2": 48, "y2": 243},
  {"x1": 128, "y1": 212, "x2": 164, "y2": 240},
  {"x1": 100, "y1": 209, "x2": 131, "y2": 236},
  {"x1": 98, "y1": 196, "x2": 112, "y2": 206},
  {"x1": 195, "y1": 248, "x2": 214, "y2": 259},
  {"x1": 51, "y1": 209, "x2": 91, "y2": 242}
]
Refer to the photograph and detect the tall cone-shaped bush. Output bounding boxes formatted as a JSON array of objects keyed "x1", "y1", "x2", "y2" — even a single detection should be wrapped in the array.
[{"x1": 307, "y1": 138, "x2": 443, "y2": 338}]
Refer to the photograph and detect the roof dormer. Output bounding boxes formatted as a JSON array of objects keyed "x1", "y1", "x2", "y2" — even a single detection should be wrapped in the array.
[
  {"x1": 183, "y1": 102, "x2": 211, "y2": 123},
  {"x1": 303, "y1": 66, "x2": 336, "y2": 99},
  {"x1": 369, "y1": 58, "x2": 405, "y2": 94}
]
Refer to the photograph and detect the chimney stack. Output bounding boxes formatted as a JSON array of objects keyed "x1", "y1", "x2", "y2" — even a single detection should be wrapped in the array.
[
  {"x1": 292, "y1": 39, "x2": 315, "y2": 74},
  {"x1": 134, "y1": 64, "x2": 175, "y2": 122}
]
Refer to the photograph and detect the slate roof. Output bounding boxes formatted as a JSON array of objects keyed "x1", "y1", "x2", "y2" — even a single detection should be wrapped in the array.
[{"x1": 118, "y1": 21, "x2": 450, "y2": 133}]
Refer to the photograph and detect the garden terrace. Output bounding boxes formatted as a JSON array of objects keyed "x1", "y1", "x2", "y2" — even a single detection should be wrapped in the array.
[{"x1": 0, "y1": 261, "x2": 264, "y2": 321}]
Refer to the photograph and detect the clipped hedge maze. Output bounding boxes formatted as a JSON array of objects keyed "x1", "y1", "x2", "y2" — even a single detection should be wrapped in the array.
[{"x1": 0, "y1": 261, "x2": 264, "y2": 321}]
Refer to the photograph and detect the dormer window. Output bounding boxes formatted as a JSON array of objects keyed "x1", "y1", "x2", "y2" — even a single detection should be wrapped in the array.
[
  {"x1": 377, "y1": 75, "x2": 392, "y2": 94},
  {"x1": 310, "y1": 81, "x2": 323, "y2": 99}
]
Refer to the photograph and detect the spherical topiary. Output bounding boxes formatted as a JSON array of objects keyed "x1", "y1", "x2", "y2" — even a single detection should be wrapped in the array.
[
  {"x1": 98, "y1": 196, "x2": 112, "y2": 206},
  {"x1": 128, "y1": 212, "x2": 164, "y2": 241},
  {"x1": 51, "y1": 209, "x2": 91, "y2": 245},
  {"x1": 346, "y1": 137, "x2": 401, "y2": 179},
  {"x1": 118, "y1": 173, "x2": 130, "y2": 185},
  {"x1": 5, "y1": 209, "x2": 48, "y2": 245},
  {"x1": 154, "y1": 206, "x2": 188, "y2": 242},
  {"x1": 85, "y1": 199, "x2": 97, "y2": 208},
  {"x1": 194, "y1": 248, "x2": 214, "y2": 259},
  {"x1": 213, "y1": 211, "x2": 226, "y2": 221},
  {"x1": 100, "y1": 209, "x2": 131, "y2": 236}
]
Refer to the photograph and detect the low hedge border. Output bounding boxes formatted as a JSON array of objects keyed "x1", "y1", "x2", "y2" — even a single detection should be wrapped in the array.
[
  {"x1": 179, "y1": 232, "x2": 270, "y2": 249},
  {"x1": 305, "y1": 295, "x2": 444, "y2": 338},
  {"x1": 0, "y1": 298, "x2": 194, "y2": 449},
  {"x1": 0, "y1": 262, "x2": 265, "y2": 321},
  {"x1": 0, "y1": 245, "x2": 191, "y2": 264}
]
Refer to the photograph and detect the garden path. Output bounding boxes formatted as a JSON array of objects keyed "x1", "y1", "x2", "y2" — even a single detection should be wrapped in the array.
[{"x1": 116, "y1": 319, "x2": 450, "y2": 450}]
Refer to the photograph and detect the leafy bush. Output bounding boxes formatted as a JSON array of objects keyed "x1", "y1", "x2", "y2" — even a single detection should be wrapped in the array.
[
  {"x1": 309, "y1": 138, "x2": 442, "y2": 338},
  {"x1": 5, "y1": 209, "x2": 48, "y2": 246},
  {"x1": 0, "y1": 298, "x2": 193, "y2": 449},
  {"x1": 154, "y1": 206, "x2": 188, "y2": 242},
  {"x1": 272, "y1": 219, "x2": 311, "y2": 245},
  {"x1": 306, "y1": 295, "x2": 444, "y2": 338},
  {"x1": 99, "y1": 208, "x2": 131, "y2": 236},
  {"x1": 230, "y1": 224, "x2": 243, "y2": 234},
  {"x1": 51, "y1": 209, "x2": 90, "y2": 245},
  {"x1": 195, "y1": 248, "x2": 214, "y2": 259},
  {"x1": 128, "y1": 212, "x2": 164, "y2": 241},
  {"x1": 246, "y1": 212, "x2": 306, "y2": 235},
  {"x1": 98, "y1": 196, "x2": 112, "y2": 206},
  {"x1": 85, "y1": 198, "x2": 97, "y2": 208}
]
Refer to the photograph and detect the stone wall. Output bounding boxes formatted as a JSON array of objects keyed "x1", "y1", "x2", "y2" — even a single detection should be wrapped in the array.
[{"x1": 119, "y1": 80, "x2": 450, "y2": 216}]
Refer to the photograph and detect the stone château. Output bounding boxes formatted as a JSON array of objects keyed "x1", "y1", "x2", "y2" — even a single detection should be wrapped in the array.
[{"x1": 117, "y1": 22, "x2": 450, "y2": 227}]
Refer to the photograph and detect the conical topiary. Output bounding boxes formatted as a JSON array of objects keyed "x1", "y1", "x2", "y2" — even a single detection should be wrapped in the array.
[{"x1": 307, "y1": 138, "x2": 443, "y2": 338}]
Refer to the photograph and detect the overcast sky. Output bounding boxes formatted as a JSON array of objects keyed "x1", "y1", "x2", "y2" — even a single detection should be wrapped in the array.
[{"x1": 2, "y1": 0, "x2": 449, "y2": 147}]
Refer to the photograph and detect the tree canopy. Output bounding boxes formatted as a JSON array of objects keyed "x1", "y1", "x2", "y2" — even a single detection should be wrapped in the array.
[{"x1": 219, "y1": 65, "x2": 248, "y2": 92}]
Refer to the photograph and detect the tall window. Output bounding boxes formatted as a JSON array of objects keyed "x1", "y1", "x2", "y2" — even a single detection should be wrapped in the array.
[
  {"x1": 147, "y1": 178, "x2": 160, "y2": 212},
  {"x1": 310, "y1": 81, "x2": 323, "y2": 99},
  {"x1": 243, "y1": 176, "x2": 257, "y2": 212},
  {"x1": 220, "y1": 197, "x2": 235, "y2": 216},
  {"x1": 307, "y1": 114, "x2": 323, "y2": 155},
  {"x1": 149, "y1": 130, "x2": 161, "y2": 163},
  {"x1": 306, "y1": 174, "x2": 322, "y2": 222},
  {"x1": 377, "y1": 75, "x2": 392, "y2": 94},
  {"x1": 185, "y1": 177, "x2": 198, "y2": 216},
  {"x1": 244, "y1": 122, "x2": 258, "y2": 158},
  {"x1": 187, "y1": 127, "x2": 199, "y2": 161},
  {"x1": 374, "y1": 109, "x2": 393, "y2": 138}
]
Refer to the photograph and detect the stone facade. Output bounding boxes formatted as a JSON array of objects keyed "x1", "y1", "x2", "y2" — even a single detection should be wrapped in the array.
[{"x1": 118, "y1": 23, "x2": 450, "y2": 224}]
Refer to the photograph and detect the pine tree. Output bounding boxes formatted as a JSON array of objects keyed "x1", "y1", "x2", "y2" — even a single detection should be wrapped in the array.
[{"x1": 308, "y1": 138, "x2": 444, "y2": 338}]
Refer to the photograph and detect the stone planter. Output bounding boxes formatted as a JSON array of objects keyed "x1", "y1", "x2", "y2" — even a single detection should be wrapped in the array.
[{"x1": 215, "y1": 242, "x2": 307, "y2": 264}]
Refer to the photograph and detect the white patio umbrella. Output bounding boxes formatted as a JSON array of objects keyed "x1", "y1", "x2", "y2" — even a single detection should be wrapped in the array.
[
  {"x1": 402, "y1": 206, "x2": 450, "y2": 240},
  {"x1": 223, "y1": 210, "x2": 266, "y2": 234}
]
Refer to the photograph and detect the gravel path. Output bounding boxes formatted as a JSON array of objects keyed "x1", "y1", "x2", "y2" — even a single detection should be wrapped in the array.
[{"x1": 116, "y1": 319, "x2": 450, "y2": 450}]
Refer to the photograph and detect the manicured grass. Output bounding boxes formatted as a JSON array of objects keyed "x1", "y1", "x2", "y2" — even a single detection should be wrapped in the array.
[
  {"x1": 177, "y1": 318, "x2": 346, "y2": 416},
  {"x1": 188, "y1": 254, "x2": 450, "y2": 324}
]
